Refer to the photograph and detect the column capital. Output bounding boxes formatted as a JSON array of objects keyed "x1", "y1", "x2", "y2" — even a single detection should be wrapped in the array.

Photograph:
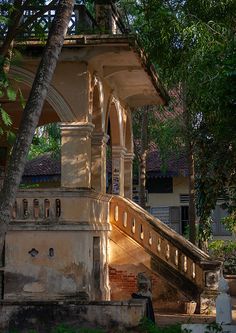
[
  {"x1": 92, "y1": 133, "x2": 110, "y2": 145},
  {"x1": 60, "y1": 122, "x2": 95, "y2": 136}
]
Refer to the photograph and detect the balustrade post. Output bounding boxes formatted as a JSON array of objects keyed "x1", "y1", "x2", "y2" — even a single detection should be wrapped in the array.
[
  {"x1": 91, "y1": 133, "x2": 109, "y2": 193},
  {"x1": 61, "y1": 122, "x2": 94, "y2": 188}
]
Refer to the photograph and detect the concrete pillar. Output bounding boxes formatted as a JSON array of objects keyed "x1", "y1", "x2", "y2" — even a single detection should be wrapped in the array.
[
  {"x1": 91, "y1": 133, "x2": 109, "y2": 193},
  {"x1": 61, "y1": 122, "x2": 94, "y2": 188},
  {"x1": 124, "y1": 152, "x2": 134, "y2": 199},
  {"x1": 112, "y1": 146, "x2": 126, "y2": 197},
  {"x1": 95, "y1": 1, "x2": 113, "y2": 33}
]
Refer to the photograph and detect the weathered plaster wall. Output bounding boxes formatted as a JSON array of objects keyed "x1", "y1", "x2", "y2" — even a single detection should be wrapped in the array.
[
  {"x1": 0, "y1": 300, "x2": 146, "y2": 333},
  {"x1": 5, "y1": 231, "x2": 98, "y2": 299}
]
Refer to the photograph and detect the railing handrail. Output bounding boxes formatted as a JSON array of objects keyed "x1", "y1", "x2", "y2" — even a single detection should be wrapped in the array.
[
  {"x1": 0, "y1": 3, "x2": 130, "y2": 38},
  {"x1": 110, "y1": 195, "x2": 221, "y2": 267},
  {"x1": 15, "y1": 187, "x2": 111, "y2": 200},
  {"x1": 0, "y1": 4, "x2": 99, "y2": 39}
]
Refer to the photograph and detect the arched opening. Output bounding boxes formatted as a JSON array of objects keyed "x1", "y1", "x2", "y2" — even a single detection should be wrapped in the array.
[
  {"x1": 105, "y1": 98, "x2": 125, "y2": 196},
  {"x1": 22, "y1": 122, "x2": 61, "y2": 188},
  {"x1": 0, "y1": 67, "x2": 74, "y2": 189}
]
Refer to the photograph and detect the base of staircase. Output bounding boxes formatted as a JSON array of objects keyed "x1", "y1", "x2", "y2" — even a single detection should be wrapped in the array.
[{"x1": 155, "y1": 297, "x2": 236, "y2": 327}]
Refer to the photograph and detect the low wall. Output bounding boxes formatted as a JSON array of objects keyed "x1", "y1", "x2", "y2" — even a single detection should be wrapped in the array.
[{"x1": 0, "y1": 299, "x2": 146, "y2": 333}]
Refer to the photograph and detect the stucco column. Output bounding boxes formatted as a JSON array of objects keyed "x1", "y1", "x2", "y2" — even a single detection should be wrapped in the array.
[
  {"x1": 124, "y1": 152, "x2": 134, "y2": 199},
  {"x1": 112, "y1": 146, "x2": 126, "y2": 197},
  {"x1": 91, "y1": 133, "x2": 109, "y2": 193},
  {"x1": 61, "y1": 122, "x2": 94, "y2": 188}
]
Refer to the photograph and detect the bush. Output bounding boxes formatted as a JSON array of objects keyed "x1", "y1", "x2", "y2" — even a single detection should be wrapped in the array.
[{"x1": 209, "y1": 240, "x2": 236, "y2": 274}]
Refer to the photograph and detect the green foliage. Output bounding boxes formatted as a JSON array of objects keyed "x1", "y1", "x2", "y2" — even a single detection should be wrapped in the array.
[
  {"x1": 51, "y1": 324, "x2": 77, "y2": 333},
  {"x1": 7, "y1": 321, "x2": 227, "y2": 333},
  {"x1": 79, "y1": 328, "x2": 104, "y2": 333},
  {"x1": 221, "y1": 185, "x2": 236, "y2": 233},
  {"x1": 222, "y1": 213, "x2": 236, "y2": 233},
  {"x1": 119, "y1": 0, "x2": 236, "y2": 244},
  {"x1": 205, "y1": 322, "x2": 223, "y2": 333},
  {"x1": 28, "y1": 123, "x2": 61, "y2": 160},
  {"x1": 209, "y1": 240, "x2": 236, "y2": 274},
  {"x1": 0, "y1": 107, "x2": 12, "y2": 126},
  {"x1": 149, "y1": 112, "x2": 184, "y2": 172},
  {"x1": 139, "y1": 318, "x2": 183, "y2": 333}
]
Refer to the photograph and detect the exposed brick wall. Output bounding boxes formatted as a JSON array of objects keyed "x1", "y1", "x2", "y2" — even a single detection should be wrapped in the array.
[
  {"x1": 109, "y1": 267, "x2": 137, "y2": 300},
  {"x1": 109, "y1": 266, "x2": 185, "y2": 313}
]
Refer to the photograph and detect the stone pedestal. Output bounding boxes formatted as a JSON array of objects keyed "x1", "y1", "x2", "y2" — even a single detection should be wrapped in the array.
[{"x1": 61, "y1": 122, "x2": 94, "y2": 188}]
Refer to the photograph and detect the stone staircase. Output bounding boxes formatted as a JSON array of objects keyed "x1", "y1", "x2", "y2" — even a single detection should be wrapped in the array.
[{"x1": 109, "y1": 195, "x2": 222, "y2": 312}]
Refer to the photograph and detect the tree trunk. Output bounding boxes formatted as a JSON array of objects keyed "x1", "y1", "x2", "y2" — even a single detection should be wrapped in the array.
[
  {"x1": 182, "y1": 84, "x2": 196, "y2": 245},
  {"x1": 139, "y1": 107, "x2": 148, "y2": 209},
  {"x1": 187, "y1": 141, "x2": 196, "y2": 244},
  {"x1": 0, "y1": 0, "x2": 60, "y2": 73},
  {"x1": 0, "y1": 0, "x2": 75, "y2": 257}
]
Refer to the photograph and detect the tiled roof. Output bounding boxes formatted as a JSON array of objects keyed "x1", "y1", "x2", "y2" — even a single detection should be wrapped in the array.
[
  {"x1": 23, "y1": 150, "x2": 188, "y2": 180},
  {"x1": 146, "y1": 150, "x2": 188, "y2": 177},
  {"x1": 23, "y1": 153, "x2": 61, "y2": 176}
]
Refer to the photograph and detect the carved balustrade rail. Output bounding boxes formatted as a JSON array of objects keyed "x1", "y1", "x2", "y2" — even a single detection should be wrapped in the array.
[
  {"x1": 10, "y1": 188, "x2": 110, "y2": 224},
  {"x1": 10, "y1": 190, "x2": 221, "y2": 295},
  {"x1": 110, "y1": 195, "x2": 222, "y2": 293},
  {"x1": 11, "y1": 191, "x2": 61, "y2": 221},
  {"x1": 0, "y1": 5, "x2": 98, "y2": 39}
]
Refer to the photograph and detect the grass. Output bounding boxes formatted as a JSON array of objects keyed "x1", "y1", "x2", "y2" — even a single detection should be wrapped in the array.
[{"x1": 8, "y1": 321, "x2": 183, "y2": 333}]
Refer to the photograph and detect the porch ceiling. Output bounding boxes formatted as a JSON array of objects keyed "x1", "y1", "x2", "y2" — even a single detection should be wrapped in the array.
[
  {"x1": 21, "y1": 35, "x2": 168, "y2": 108},
  {"x1": 58, "y1": 35, "x2": 168, "y2": 107}
]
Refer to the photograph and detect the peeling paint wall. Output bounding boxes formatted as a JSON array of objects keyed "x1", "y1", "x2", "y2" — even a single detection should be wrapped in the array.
[{"x1": 5, "y1": 230, "x2": 109, "y2": 301}]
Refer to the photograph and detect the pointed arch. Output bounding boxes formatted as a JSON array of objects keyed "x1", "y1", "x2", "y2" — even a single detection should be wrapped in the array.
[{"x1": 105, "y1": 95, "x2": 124, "y2": 147}]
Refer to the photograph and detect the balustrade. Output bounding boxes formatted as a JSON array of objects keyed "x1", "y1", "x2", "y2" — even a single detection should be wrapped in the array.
[
  {"x1": 110, "y1": 196, "x2": 221, "y2": 292},
  {"x1": 10, "y1": 188, "x2": 110, "y2": 225},
  {"x1": 0, "y1": 4, "x2": 127, "y2": 40},
  {"x1": 11, "y1": 195, "x2": 61, "y2": 221}
]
